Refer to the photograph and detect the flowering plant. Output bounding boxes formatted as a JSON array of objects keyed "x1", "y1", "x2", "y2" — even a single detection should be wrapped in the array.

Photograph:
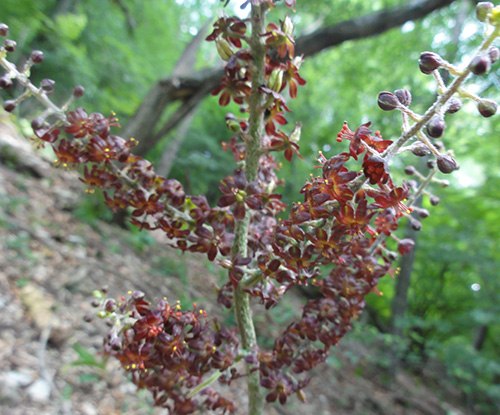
[{"x1": 0, "y1": 1, "x2": 498, "y2": 414}]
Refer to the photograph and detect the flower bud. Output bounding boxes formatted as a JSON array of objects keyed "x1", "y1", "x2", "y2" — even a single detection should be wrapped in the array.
[
  {"x1": 437, "y1": 154, "x2": 459, "y2": 174},
  {"x1": 132, "y1": 290, "x2": 145, "y2": 300},
  {"x1": 0, "y1": 23, "x2": 8, "y2": 37},
  {"x1": 394, "y1": 89, "x2": 412, "y2": 106},
  {"x1": 477, "y1": 99, "x2": 497, "y2": 117},
  {"x1": 289, "y1": 122, "x2": 302, "y2": 144},
  {"x1": 415, "y1": 207, "x2": 430, "y2": 219},
  {"x1": 426, "y1": 159, "x2": 435, "y2": 169},
  {"x1": 282, "y1": 16, "x2": 294, "y2": 36},
  {"x1": 411, "y1": 143, "x2": 431, "y2": 157},
  {"x1": 225, "y1": 113, "x2": 240, "y2": 131},
  {"x1": 398, "y1": 238, "x2": 415, "y2": 255},
  {"x1": 404, "y1": 166, "x2": 416, "y2": 175},
  {"x1": 30, "y1": 50, "x2": 44, "y2": 64},
  {"x1": 3, "y1": 39, "x2": 16, "y2": 52},
  {"x1": 409, "y1": 217, "x2": 422, "y2": 231},
  {"x1": 40, "y1": 78, "x2": 55, "y2": 93},
  {"x1": 426, "y1": 115, "x2": 445, "y2": 138},
  {"x1": 104, "y1": 299, "x2": 116, "y2": 313},
  {"x1": 476, "y1": 2, "x2": 493, "y2": 22},
  {"x1": 31, "y1": 117, "x2": 45, "y2": 130},
  {"x1": 433, "y1": 140, "x2": 444, "y2": 151},
  {"x1": 3, "y1": 99, "x2": 16, "y2": 112},
  {"x1": 377, "y1": 91, "x2": 400, "y2": 111},
  {"x1": 488, "y1": 46, "x2": 499, "y2": 64},
  {"x1": 268, "y1": 68, "x2": 284, "y2": 92},
  {"x1": 387, "y1": 251, "x2": 398, "y2": 261},
  {"x1": 73, "y1": 85, "x2": 85, "y2": 98},
  {"x1": 419, "y1": 51, "x2": 442, "y2": 74},
  {"x1": 0, "y1": 75, "x2": 13, "y2": 89},
  {"x1": 215, "y1": 38, "x2": 234, "y2": 61},
  {"x1": 470, "y1": 54, "x2": 491, "y2": 75},
  {"x1": 446, "y1": 97, "x2": 462, "y2": 114}
]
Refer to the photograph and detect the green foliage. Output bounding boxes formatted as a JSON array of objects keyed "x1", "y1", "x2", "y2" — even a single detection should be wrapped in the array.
[{"x1": 71, "y1": 343, "x2": 106, "y2": 369}]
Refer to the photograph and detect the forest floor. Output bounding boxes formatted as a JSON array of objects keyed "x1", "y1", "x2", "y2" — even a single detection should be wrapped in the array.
[{"x1": 0, "y1": 115, "x2": 469, "y2": 415}]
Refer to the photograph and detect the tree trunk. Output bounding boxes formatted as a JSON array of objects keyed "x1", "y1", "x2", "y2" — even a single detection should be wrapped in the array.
[
  {"x1": 390, "y1": 224, "x2": 419, "y2": 337},
  {"x1": 473, "y1": 324, "x2": 488, "y2": 351}
]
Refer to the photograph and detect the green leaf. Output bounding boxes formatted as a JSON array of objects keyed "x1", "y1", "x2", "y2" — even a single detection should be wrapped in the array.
[
  {"x1": 71, "y1": 343, "x2": 106, "y2": 369},
  {"x1": 55, "y1": 13, "x2": 88, "y2": 41}
]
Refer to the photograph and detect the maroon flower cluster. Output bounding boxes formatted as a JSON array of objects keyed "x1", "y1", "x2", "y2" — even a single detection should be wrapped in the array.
[
  {"x1": 1, "y1": 0, "x2": 497, "y2": 412},
  {"x1": 99, "y1": 291, "x2": 239, "y2": 414}
]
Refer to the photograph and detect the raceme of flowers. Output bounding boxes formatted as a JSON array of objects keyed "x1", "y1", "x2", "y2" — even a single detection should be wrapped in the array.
[{"x1": 0, "y1": 0, "x2": 498, "y2": 413}]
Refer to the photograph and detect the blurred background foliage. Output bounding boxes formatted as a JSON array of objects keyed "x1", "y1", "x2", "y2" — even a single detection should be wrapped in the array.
[{"x1": 1, "y1": 0, "x2": 499, "y2": 412}]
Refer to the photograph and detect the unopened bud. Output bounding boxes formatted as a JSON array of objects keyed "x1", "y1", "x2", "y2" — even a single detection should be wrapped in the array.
[
  {"x1": 3, "y1": 39, "x2": 16, "y2": 52},
  {"x1": 419, "y1": 51, "x2": 442, "y2": 74},
  {"x1": 477, "y1": 99, "x2": 497, "y2": 117},
  {"x1": 446, "y1": 97, "x2": 462, "y2": 114},
  {"x1": 377, "y1": 91, "x2": 400, "y2": 111},
  {"x1": 427, "y1": 159, "x2": 436, "y2": 169},
  {"x1": 268, "y1": 68, "x2": 284, "y2": 92},
  {"x1": 104, "y1": 299, "x2": 116, "y2": 313},
  {"x1": 0, "y1": 24, "x2": 9, "y2": 37},
  {"x1": 289, "y1": 122, "x2": 302, "y2": 144},
  {"x1": 215, "y1": 38, "x2": 234, "y2": 61},
  {"x1": 387, "y1": 251, "x2": 398, "y2": 261},
  {"x1": 31, "y1": 117, "x2": 45, "y2": 130},
  {"x1": 437, "y1": 154, "x2": 459, "y2": 174},
  {"x1": 426, "y1": 115, "x2": 445, "y2": 138},
  {"x1": 131, "y1": 290, "x2": 145, "y2": 300},
  {"x1": 409, "y1": 217, "x2": 422, "y2": 231},
  {"x1": 3, "y1": 100, "x2": 16, "y2": 112},
  {"x1": 430, "y1": 195, "x2": 440, "y2": 206},
  {"x1": 394, "y1": 89, "x2": 412, "y2": 107},
  {"x1": 470, "y1": 54, "x2": 491, "y2": 75},
  {"x1": 282, "y1": 16, "x2": 294, "y2": 36},
  {"x1": 488, "y1": 46, "x2": 499, "y2": 64},
  {"x1": 417, "y1": 208, "x2": 430, "y2": 219},
  {"x1": 0, "y1": 75, "x2": 13, "y2": 89},
  {"x1": 476, "y1": 2, "x2": 493, "y2": 22},
  {"x1": 398, "y1": 238, "x2": 415, "y2": 255},
  {"x1": 73, "y1": 85, "x2": 85, "y2": 98},
  {"x1": 40, "y1": 79, "x2": 55, "y2": 93},
  {"x1": 433, "y1": 140, "x2": 444, "y2": 151},
  {"x1": 30, "y1": 50, "x2": 44, "y2": 64},
  {"x1": 225, "y1": 113, "x2": 240, "y2": 131},
  {"x1": 411, "y1": 143, "x2": 431, "y2": 157},
  {"x1": 404, "y1": 166, "x2": 416, "y2": 175}
]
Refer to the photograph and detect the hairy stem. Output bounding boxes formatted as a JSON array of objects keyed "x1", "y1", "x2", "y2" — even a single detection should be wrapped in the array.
[{"x1": 231, "y1": 4, "x2": 267, "y2": 415}]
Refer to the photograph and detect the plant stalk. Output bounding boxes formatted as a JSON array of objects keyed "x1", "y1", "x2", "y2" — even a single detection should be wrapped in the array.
[{"x1": 231, "y1": 3, "x2": 267, "y2": 415}]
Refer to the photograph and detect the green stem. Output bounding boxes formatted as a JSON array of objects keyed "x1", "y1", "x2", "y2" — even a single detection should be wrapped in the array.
[{"x1": 231, "y1": 4, "x2": 267, "y2": 415}]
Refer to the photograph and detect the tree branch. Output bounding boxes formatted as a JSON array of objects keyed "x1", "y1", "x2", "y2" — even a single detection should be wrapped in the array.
[{"x1": 126, "y1": 0, "x2": 457, "y2": 154}]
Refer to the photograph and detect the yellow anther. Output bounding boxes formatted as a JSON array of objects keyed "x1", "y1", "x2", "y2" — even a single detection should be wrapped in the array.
[{"x1": 173, "y1": 345, "x2": 177, "y2": 352}]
